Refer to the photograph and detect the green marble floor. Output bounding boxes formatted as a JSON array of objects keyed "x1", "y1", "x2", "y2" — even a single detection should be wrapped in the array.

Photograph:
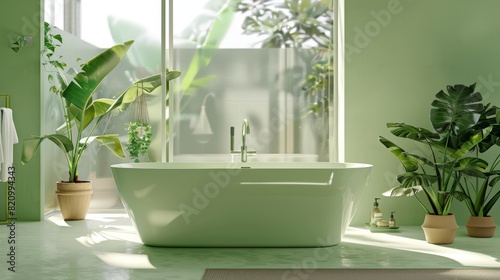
[{"x1": 0, "y1": 212, "x2": 499, "y2": 279}]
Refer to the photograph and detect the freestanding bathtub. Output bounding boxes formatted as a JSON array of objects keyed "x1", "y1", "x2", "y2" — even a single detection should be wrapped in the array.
[{"x1": 111, "y1": 160, "x2": 372, "y2": 247}]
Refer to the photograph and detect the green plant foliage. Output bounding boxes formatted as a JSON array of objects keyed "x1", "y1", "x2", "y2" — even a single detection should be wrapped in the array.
[
  {"x1": 449, "y1": 91, "x2": 500, "y2": 216},
  {"x1": 236, "y1": 0, "x2": 332, "y2": 48},
  {"x1": 22, "y1": 23, "x2": 181, "y2": 182},
  {"x1": 22, "y1": 39, "x2": 135, "y2": 182},
  {"x1": 380, "y1": 84, "x2": 496, "y2": 215},
  {"x1": 235, "y1": 0, "x2": 333, "y2": 160},
  {"x1": 236, "y1": 0, "x2": 333, "y2": 103},
  {"x1": 42, "y1": 22, "x2": 69, "y2": 95},
  {"x1": 126, "y1": 122, "x2": 152, "y2": 163},
  {"x1": 179, "y1": 0, "x2": 236, "y2": 96}
]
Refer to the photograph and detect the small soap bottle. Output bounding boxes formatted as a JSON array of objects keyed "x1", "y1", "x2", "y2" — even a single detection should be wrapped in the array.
[
  {"x1": 389, "y1": 211, "x2": 396, "y2": 228},
  {"x1": 370, "y1": 198, "x2": 382, "y2": 226}
]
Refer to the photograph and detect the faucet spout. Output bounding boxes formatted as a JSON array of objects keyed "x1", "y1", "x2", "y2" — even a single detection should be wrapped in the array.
[
  {"x1": 229, "y1": 119, "x2": 256, "y2": 162},
  {"x1": 241, "y1": 119, "x2": 250, "y2": 162},
  {"x1": 242, "y1": 119, "x2": 249, "y2": 148}
]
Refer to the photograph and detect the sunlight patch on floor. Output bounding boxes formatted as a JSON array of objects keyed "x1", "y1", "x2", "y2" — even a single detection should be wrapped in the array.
[
  {"x1": 96, "y1": 252, "x2": 156, "y2": 269},
  {"x1": 46, "y1": 214, "x2": 70, "y2": 227},
  {"x1": 343, "y1": 227, "x2": 500, "y2": 267},
  {"x1": 75, "y1": 227, "x2": 142, "y2": 247}
]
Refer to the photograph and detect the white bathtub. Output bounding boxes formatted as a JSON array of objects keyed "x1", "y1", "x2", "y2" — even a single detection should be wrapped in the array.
[{"x1": 111, "y1": 161, "x2": 372, "y2": 247}]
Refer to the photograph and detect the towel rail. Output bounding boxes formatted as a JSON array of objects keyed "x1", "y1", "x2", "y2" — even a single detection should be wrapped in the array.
[{"x1": 0, "y1": 95, "x2": 10, "y2": 108}]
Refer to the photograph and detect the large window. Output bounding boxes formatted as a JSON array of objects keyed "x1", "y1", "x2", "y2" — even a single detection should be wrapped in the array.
[{"x1": 43, "y1": 0, "x2": 338, "y2": 211}]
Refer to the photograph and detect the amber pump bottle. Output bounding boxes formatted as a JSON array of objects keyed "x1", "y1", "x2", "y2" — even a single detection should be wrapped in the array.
[{"x1": 389, "y1": 211, "x2": 396, "y2": 228}]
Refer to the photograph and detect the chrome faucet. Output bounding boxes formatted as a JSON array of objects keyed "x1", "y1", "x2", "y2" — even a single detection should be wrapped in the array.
[
  {"x1": 230, "y1": 119, "x2": 256, "y2": 162},
  {"x1": 241, "y1": 119, "x2": 250, "y2": 162}
]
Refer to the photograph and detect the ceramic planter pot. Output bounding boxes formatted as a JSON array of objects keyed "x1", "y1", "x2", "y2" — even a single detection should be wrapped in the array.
[
  {"x1": 421, "y1": 214, "x2": 458, "y2": 244},
  {"x1": 465, "y1": 216, "x2": 497, "y2": 238},
  {"x1": 56, "y1": 181, "x2": 93, "y2": 220}
]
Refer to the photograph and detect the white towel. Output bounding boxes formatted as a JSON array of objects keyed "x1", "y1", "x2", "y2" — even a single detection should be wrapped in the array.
[
  {"x1": 0, "y1": 119, "x2": 3, "y2": 170},
  {"x1": 0, "y1": 108, "x2": 18, "y2": 181}
]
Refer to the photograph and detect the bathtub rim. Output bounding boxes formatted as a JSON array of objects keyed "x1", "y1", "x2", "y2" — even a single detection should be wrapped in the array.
[{"x1": 110, "y1": 162, "x2": 373, "y2": 170}]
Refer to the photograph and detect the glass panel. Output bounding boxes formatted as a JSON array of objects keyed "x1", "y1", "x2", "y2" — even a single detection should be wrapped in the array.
[{"x1": 171, "y1": 0, "x2": 334, "y2": 162}]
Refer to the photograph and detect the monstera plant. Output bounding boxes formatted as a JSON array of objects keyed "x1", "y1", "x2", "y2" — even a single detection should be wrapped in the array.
[
  {"x1": 453, "y1": 102, "x2": 500, "y2": 237},
  {"x1": 379, "y1": 83, "x2": 493, "y2": 243}
]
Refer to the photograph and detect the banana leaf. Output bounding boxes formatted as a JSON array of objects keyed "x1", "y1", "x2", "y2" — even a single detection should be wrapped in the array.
[{"x1": 63, "y1": 40, "x2": 134, "y2": 111}]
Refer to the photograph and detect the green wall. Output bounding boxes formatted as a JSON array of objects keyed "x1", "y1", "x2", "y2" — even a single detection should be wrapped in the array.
[
  {"x1": 0, "y1": 0, "x2": 42, "y2": 220},
  {"x1": 346, "y1": 0, "x2": 500, "y2": 226}
]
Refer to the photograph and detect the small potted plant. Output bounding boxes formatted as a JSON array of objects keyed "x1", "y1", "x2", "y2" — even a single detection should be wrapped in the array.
[
  {"x1": 379, "y1": 83, "x2": 492, "y2": 244},
  {"x1": 121, "y1": 70, "x2": 181, "y2": 162},
  {"x1": 124, "y1": 82, "x2": 152, "y2": 162}
]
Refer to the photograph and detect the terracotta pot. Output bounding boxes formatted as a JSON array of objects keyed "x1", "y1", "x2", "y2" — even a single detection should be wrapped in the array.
[
  {"x1": 56, "y1": 181, "x2": 93, "y2": 220},
  {"x1": 465, "y1": 216, "x2": 496, "y2": 238},
  {"x1": 421, "y1": 214, "x2": 458, "y2": 244}
]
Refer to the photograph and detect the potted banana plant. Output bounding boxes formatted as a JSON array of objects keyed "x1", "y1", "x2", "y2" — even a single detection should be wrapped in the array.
[
  {"x1": 21, "y1": 38, "x2": 181, "y2": 220},
  {"x1": 379, "y1": 83, "x2": 492, "y2": 244}
]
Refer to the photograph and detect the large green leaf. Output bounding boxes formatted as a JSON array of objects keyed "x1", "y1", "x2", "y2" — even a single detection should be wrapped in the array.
[
  {"x1": 387, "y1": 123, "x2": 439, "y2": 141},
  {"x1": 484, "y1": 190, "x2": 500, "y2": 216},
  {"x1": 62, "y1": 40, "x2": 134, "y2": 110},
  {"x1": 67, "y1": 99, "x2": 114, "y2": 131},
  {"x1": 422, "y1": 126, "x2": 493, "y2": 158},
  {"x1": 475, "y1": 105, "x2": 500, "y2": 152},
  {"x1": 488, "y1": 172, "x2": 500, "y2": 187},
  {"x1": 450, "y1": 126, "x2": 492, "y2": 158},
  {"x1": 119, "y1": 74, "x2": 162, "y2": 105},
  {"x1": 453, "y1": 190, "x2": 470, "y2": 202},
  {"x1": 383, "y1": 185, "x2": 416, "y2": 197},
  {"x1": 430, "y1": 83, "x2": 483, "y2": 134},
  {"x1": 180, "y1": 1, "x2": 235, "y2": 94},
  {"x1": 379, "y1": 136, "x2": 419, "y2": 172},
  {"x1": 22, "y1": 134, "x2": 73, "y2": 164},
  {"x1": 453, "y1": 157, "x2": 488, "y2": 176},
  {"x1": 114, "y1": 70, "x2": 182, "y2": 111},
  {"x1": 397, "y1": 172, "x2": 438, "y2": 188},
  {"x1": 84, "y1": 134, "x2": 126, "y2": 158},
  {"x1": 165, "y1": 70, "x2": 182, "y2": 84},
  {"x1": 92, "y1": 98, "x2": 115, "y2": 117}
]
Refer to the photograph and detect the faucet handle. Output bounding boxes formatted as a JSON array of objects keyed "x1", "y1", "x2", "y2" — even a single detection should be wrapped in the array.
[{"x1": 230, "y1": 126, "x2": 235, "y2": 151}]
